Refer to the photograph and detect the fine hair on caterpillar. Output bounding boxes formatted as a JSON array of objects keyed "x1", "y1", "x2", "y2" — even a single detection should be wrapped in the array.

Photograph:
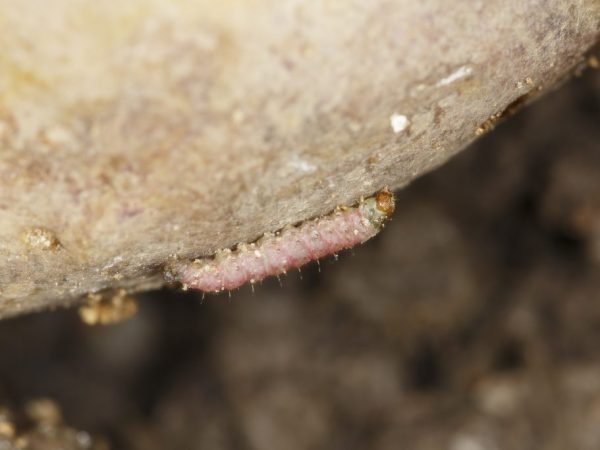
[{"x1": 166, "y1": 189, "x2": 395, "y2": 293}]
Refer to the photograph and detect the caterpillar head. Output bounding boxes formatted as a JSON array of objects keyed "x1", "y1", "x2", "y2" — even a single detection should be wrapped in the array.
[{"x1": 361, "y1": 188, "x2": 395, "y2": 229}]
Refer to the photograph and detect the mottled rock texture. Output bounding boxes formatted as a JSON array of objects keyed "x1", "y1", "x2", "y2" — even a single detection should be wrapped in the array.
[{"x1": 0, "y1": 0, "x2": 598, "y2": 316}]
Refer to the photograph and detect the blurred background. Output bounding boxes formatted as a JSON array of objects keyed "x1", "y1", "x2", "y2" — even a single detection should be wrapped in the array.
[{"x1": 0, "y1": 65, "x2": 599, "y2": 450}]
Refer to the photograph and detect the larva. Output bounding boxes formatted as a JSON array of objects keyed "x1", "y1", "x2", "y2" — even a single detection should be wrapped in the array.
[{"x1": 166, "y1": 189, "x2": 395, "y2": 293}]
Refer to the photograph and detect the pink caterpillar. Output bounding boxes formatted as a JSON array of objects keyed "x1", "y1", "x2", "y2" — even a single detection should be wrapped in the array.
[{"x1": 167, "y1": 189, "x2": 395, "y2": 293}]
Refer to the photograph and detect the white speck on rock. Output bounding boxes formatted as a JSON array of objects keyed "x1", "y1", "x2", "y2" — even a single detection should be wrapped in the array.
[
  {"x1": 390, "y1": 113, "x2": 409, "y2": 133},
  {"x1": 44, "y1": 125, "x2": 73, "y2": 145},
  {"x1": 289, "y1": 156, "x2": 317, "y2": 173},
  {"x1": 102, "y1": 255, "x2": 124, "y2": 272},
  {"x1": 437, "y1": 65, "x2": 473, "y2": 86},
  {"x1": 231, "y1": 109, "x2": 245, "y2": 125}
]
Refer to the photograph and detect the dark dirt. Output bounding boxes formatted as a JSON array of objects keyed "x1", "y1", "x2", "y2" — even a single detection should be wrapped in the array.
[{"x1": 0, "y1": 67, "x2": 598, "y2": 450}]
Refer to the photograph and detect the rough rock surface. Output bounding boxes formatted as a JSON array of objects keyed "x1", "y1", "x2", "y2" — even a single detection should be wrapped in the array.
[{"x1": 0, "y1": 0, "x2": 599, "y2": 316}]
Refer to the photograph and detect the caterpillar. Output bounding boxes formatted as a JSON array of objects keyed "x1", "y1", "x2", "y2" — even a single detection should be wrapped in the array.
[{"x1": 166, "y1": 189, "x2": 395, "y2": 293}]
